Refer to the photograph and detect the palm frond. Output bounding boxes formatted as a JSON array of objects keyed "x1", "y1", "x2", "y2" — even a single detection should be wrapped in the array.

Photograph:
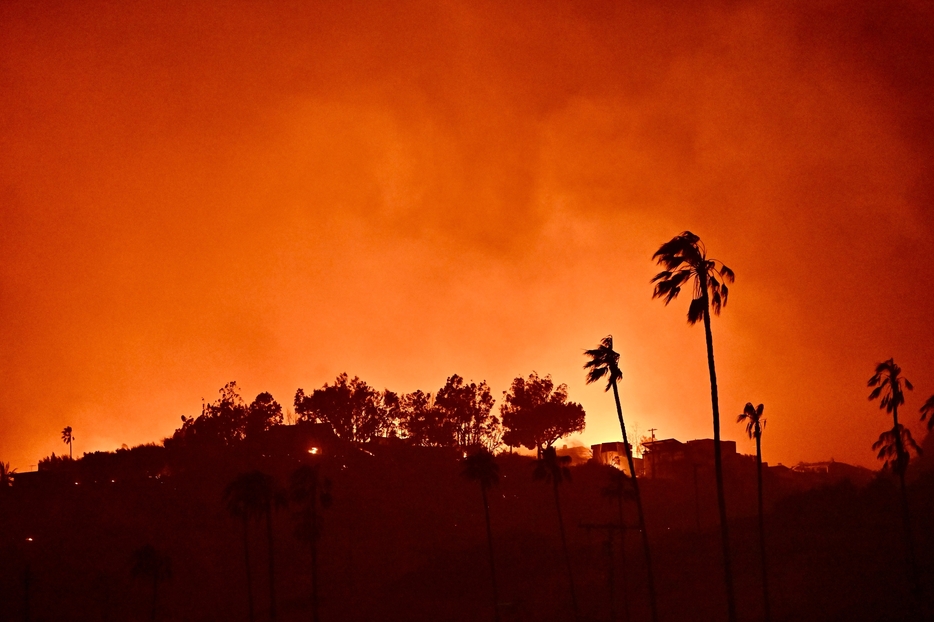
[
  {"x1": 867, "y1": 358, "x2": 912, "y2": 415},
  {"x1": 872, "y1": 424, "x2": 921, "y2": 475},
  {"x1": 736, "y1": 402, "x2": 764, "y2": 439},
  {"x1": 687, "y1": 297, "x2": 706, "y2": 325},
  {"x1": 920, "y1": 395, "x2": 934, "y2": 430},
  {"x1": 583, "y1": 336, "x2": 622, "y2": 392}
]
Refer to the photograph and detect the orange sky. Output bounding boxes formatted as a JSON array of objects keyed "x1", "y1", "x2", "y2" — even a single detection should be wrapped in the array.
[{"x1": 2, "y1": 0, "x2": 933, "y2": 471}]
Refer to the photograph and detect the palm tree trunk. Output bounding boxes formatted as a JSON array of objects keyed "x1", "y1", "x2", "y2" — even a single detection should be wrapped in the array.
[
  {"x1": 311, "y1": 495, "x2": 320, "y2": 622},
  {"x1": 553, "y1": 479, "x2": 579, "y2": 619},
  {"x1": 266, "y1": 507, "x2": 277, "y2": 622},
  {"x1": 480, "y1": 485, "x2": 501, "y2": 622},
  {"x1": 701, "y1": 300, "x2": 737, "y2": 622},
  {"x1": 892, "y1": 406, "x2": 920, "y2": 598},
  {"x1": 617, "y1": 494, "x2": 630, "y2": 622},
  {"x1": 756, "y1": 433, "x2": 771, "y2": 622},
  {"x1": 243, "y1": 516, "x2": 255, "y2": 622},
  {"x1": 610, "y1": 381, "x2": 658, "y2": 622}
]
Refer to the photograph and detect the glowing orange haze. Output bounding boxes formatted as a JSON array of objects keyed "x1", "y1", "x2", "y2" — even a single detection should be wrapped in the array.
[{"x1": 1, "y1": 0, "x2": 933, "y2": 471}]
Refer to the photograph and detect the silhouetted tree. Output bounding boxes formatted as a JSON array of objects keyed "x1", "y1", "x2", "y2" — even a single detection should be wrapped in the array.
[
  {"x1": 0, "y1": 461, "x2": 16, "y2": 488},
  {"x1": 501, "y1": 372, "x2": 585, "y2": 458},
  {"x1": 652, "y1": 230, "x2": 737, "y2": 622},
  {"x1": 37, "y1": 452, "x2": 73, "y2": 471},
  {"x1": 294, "y1": 374, "x2": 396, "y2": 443},
  {"x1": 737, "y1": 402, "x2": 771, "y2": 622},
  {"x1": 290, "y1": 464, "x2": 332, "y2": 622},
  {"x1": 131, "y1": 544, "x2": 171, "y2": 622},
  {"x1": 170, "y1": 382, "x2": 250, "y2": 450},
  {"x1": 868, "y1": 359, "x2": 921, "y2": 596},
  {"x1": 399, "y1": 390, "x2": 449, "y2": 447},
  {"x1": 397, "y1": 377, "x2": 501, "y2": 451},
  {"x1": 62, "y1": 426, "x2": 74, "y2": 459},
  {"x1": 584, "y1": 336, "x2": 658, "y2": 622},
  {"x1": 224, "y1": 471, "x2": 285, "y2": 622},
  {"x1": 533, "y1": 446, "x2": 578, "y2": 619},
  {"x1": 245, "y1": 392, "x2": 284, "y2": 440},
  {"x1": 435, "y1": 375, "x2": 501, "y2": 452},
  {"x1": 461, "y1": 449, "x2": 502, "y2": 622}
]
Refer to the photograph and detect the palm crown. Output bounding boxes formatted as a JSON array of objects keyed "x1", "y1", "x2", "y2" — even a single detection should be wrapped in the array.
[
  {"x1": 868, "y1": 358, "x2": 913, "y2": 414},
  {"x1": 583, "y1": 335, "x2": 622, "y2": 391},
  {"x1": 737, "y1": 403, "x2": 765, "y2": 439},
  {"x1": 872, "y1": 425, "x2": 920, "y2": 475},
  {"x1": 223, "y1": 470, "x2": 283, "y2": 520},
  {"x1": 462, "y1": 449, "x2": 500, "y2": 490},
  {"x1": 651, "y1": 231, "x2": 735, "y2": 325}
]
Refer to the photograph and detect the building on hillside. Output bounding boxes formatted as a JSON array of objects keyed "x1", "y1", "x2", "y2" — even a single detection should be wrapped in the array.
[
  {"x1": 590, "y1": 441, "x2": 643, "y2": 477},
  {"x1": 641, "y1": 437, "x2": 752, "y2": 479}
]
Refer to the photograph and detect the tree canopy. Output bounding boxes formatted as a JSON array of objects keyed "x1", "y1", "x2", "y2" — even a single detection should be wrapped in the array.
[
  {"x1": 294, "y1": 373, "x2": 397, "y2": 443},
  {"x1": 501, "y1": 372, "x2": 585, "y2": 455},
  {"x1": 169, "y1": 382, "x2": 284, "y2": 450}
]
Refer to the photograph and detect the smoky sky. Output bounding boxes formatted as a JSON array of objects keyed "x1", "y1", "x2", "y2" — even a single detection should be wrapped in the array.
[{"x1": 2, "y1": 0, "x2": 933, "y2": 469}]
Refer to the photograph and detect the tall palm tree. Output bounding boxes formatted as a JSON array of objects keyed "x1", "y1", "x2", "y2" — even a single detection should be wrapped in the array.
[
  {"x1": 461, "y1": 449, "x2": 502, "y2": 622},
  {"x1": 584, "y1": 336, "x2": 658, "y2": 622},
  {"x1": 224, "y1": 470, "x2": 284, "y2": 622},
  {"x1": 534, "y1": 446, "x2": 578, "y2": 620},
  {"x1": 290, "y1": 464, "x2": 332, "y2": 622},
  {"x1": 131, "y1": 544, "x2": 171, "y2": 622},
  {"x1": 868, "y1": 358, "x2": 921, "y2": 596},
  {"x1": 737, "y1": 402, "x2": 771, "y2": 622},
  {"x1": 652, "y1": 230, "x2": 736, "y2": 622},
  {"x1": 61, "y1": 426, "x2": 74, "y2": 459}
]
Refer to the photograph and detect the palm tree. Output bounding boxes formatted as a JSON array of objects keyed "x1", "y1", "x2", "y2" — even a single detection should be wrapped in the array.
[
  {"x1": 584, "y1": 336, "x2": 658, "y2": 622},
  {"x1": 461, "y1": 449, "x2": 502, "y2": 622},
  {"x1": 534, "y1": 446, "x2": 578, "y2": 619},
  {"x1": 224, "y1": 470, "x2": 284, "y2": 622},
  {"x1": 290, "y1": 464, "x2": 332, "y2": 622},
  {"x1": 0, "y1": 462, "x2": 16, "y2": 488},
  {"x1": 651, "y1": 230, "x2": 736, "y2": 622},
  {"x1": 737, "y1": 402, "x2": 771, "y2": 622},
  {"x1": 868, "y1": 358, "x2": 921, "y2": 596},
  {"x1": 131, "y1": 544, "x2": 171, "y2": 622},
  {"x1": 61, "y1": 426, "x2": 74, "y2": 459}
]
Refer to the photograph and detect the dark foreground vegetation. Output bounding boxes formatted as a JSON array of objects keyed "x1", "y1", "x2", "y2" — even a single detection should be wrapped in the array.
[{"x1": 2, "y1": 430, "x2": 934, "y2": 622}]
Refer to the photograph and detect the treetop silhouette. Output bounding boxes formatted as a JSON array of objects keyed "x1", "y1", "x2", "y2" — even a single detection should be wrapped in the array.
[
  {"x1": 652, "y1": 230, "x2": 734, "y2": 324},
  {"x1": 62, "y1": 425, "x2": 75, "y2": 459},
  {"x1": 501, "y1": 372, "x2": 584, "y2": 457}
]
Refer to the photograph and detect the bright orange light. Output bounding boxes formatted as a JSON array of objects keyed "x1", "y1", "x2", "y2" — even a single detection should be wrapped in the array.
[
  {"x1": 26, "y1": 537, "x2": 33, "y2": 542},
  {"x1": 308, "y1": 447, "x2": 319, "y2": 455}
]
